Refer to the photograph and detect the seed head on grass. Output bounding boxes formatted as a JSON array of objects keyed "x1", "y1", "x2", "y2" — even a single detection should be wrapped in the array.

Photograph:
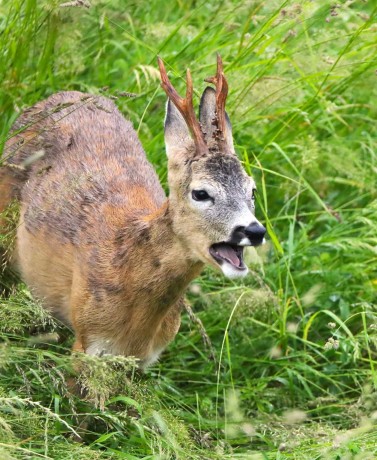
[
  {"x1": 0, "y1": 288, "x2": 56, "y2": 335},
  {"x1": 74, "y1": 353, "x2": 139, "y2": 411},
  {"x1": 0, "y1": 448, "x2": 17, "y2": 460},
  {"x1": 324, "y1": 337, "x2": 340, "y2": 351},
  {"x1": 282, "y1": 409, "x2": 307, "y2": 426},
  {"x1": 269, "y1": 345, "x2": 283, "y2": 359}
]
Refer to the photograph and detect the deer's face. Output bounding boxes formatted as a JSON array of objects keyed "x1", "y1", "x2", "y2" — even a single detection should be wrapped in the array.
[
  {"x1": 168, "y1": 152, "x2": 265, "y2": 278},
  {"x1": 160, "y1": 57, "x2": 266, "y2": 278}
]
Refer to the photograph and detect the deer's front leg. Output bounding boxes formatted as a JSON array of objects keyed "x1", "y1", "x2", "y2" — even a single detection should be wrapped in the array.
[{"x1": 142, "y1": 298, "x2": 185, "y2": 367}]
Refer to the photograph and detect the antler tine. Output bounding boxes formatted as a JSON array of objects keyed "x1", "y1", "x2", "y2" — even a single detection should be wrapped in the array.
[
  {"x1": 204, "y1": 54, "x2": 229, "y2": 144},
  {"x1": 157, "y1": 57, "x2": 207, "y2": 155}
]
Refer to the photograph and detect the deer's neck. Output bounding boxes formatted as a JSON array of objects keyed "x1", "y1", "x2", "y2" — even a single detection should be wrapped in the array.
[{"x1": 118, "y1": 199, "x2": 203, "y2": 317}]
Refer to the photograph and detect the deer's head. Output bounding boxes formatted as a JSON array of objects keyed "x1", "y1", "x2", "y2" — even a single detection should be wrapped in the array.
[{"x1": 158, "y1": 55, "x2": 266, "y2": 279}]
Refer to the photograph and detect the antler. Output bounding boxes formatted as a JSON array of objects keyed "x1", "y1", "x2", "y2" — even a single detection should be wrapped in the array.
[
  {"x1": 157, "y1": 57, "x2": 207, "y2": 156},
  {"x1": 204, "y1": 54, "x2": 229, "y2": 145}
]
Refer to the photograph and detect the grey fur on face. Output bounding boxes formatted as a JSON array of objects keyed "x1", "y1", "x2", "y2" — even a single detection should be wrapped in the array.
[{"x1": 186, "y1": 153, "x2": 255, "y2": 238}]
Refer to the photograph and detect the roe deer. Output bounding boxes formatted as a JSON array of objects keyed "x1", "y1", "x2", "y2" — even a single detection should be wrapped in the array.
[{"x1": 0, "y1": 55, "x2": 266, "y2": 367}]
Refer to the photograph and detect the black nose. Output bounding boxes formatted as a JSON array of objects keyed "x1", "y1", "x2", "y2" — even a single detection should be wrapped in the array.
[{"x1": 244, "y1": 222, "x2": 266, "y2": 246}]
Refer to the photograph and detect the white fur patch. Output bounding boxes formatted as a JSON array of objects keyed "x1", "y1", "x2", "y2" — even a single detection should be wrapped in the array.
[
  {"x1": 220, "y1": 262, "x2": 249, "y2": 279},
  {"x1": 233, "y1": 209, "x2": 255, "y2": 229},
  {"x1": 141, "y1": 348, "x2": 164, "y2": 368},
  {"x1": 231, "y1": 206, "x2": 264, "y2": 235},
  {"x1": 86, "y1": 339, "x2": 114, "y2": 357}
]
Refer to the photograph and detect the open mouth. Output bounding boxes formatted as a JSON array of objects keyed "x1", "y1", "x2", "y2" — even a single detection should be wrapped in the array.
[{"x1": 209, "y1": 243, "x2": 246, "y2": 271}]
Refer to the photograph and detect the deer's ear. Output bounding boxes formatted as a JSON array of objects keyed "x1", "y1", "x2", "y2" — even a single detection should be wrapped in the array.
[
  {"x1": 199, "y1": 87, "x2": 235, "y2": 154},
  {"x1": 164, "y1": 99, "x2": 193, "y2": 158}
]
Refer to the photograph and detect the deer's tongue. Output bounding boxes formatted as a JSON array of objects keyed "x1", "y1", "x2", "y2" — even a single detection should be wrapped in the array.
[{"x1": 212, "y1": 243, "x2": 240, "y2": 267}]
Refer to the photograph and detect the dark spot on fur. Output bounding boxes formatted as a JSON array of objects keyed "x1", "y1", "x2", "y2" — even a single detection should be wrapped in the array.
[
  {"x1": 112, "y1": 228, "x2": 130, "y2": 267},
  {"x1": 203, "y1": 153, "x2": 244, "y2": 189},
  {"x1": 138, "y1": 227, "x2": 150, "y2": 243},
  {"x1": 112, "y1": 246, "x2": 128, "y2": 268},
  {"x1": 152, "y1": 258, "x2": 161, "y2": 268},
  {"x1": 87, "y1": 275, "x2": 104, "y2": 303},
  {"x1": 158, "y1": 275, "x2": 186, "y2": 307},
  {"x1": 169, "y1": 161, "x2": 179, "y2": 171},
  {"x1": 67, "y1": 136, "x2": 74, "y2": 150},
  {"x1": 103, "y1": 282, "x2": 123, "y2": 295},
  {"x1": 115, "y1": 227, "x2": 128, "y2": 246},
  {"x1": 160, "y1": 295, "x2": 170, "y2": 306},
  {"x1": 88, "y1": 247, "x2": 99, "y2": 265}
]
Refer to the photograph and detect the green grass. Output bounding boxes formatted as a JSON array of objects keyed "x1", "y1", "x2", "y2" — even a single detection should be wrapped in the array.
[{"x1": 1, "y1": 0, "x2": 377, "y2": 458}]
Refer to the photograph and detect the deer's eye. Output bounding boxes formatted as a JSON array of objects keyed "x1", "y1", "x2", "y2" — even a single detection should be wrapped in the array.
[{"x1": 192, "y1": 190, "x2": 212, "y2": 201}]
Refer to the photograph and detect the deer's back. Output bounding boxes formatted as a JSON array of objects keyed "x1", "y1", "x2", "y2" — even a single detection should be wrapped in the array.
[{"x1": 5, "y1": 91, "x2": 165, "y2": 245}]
